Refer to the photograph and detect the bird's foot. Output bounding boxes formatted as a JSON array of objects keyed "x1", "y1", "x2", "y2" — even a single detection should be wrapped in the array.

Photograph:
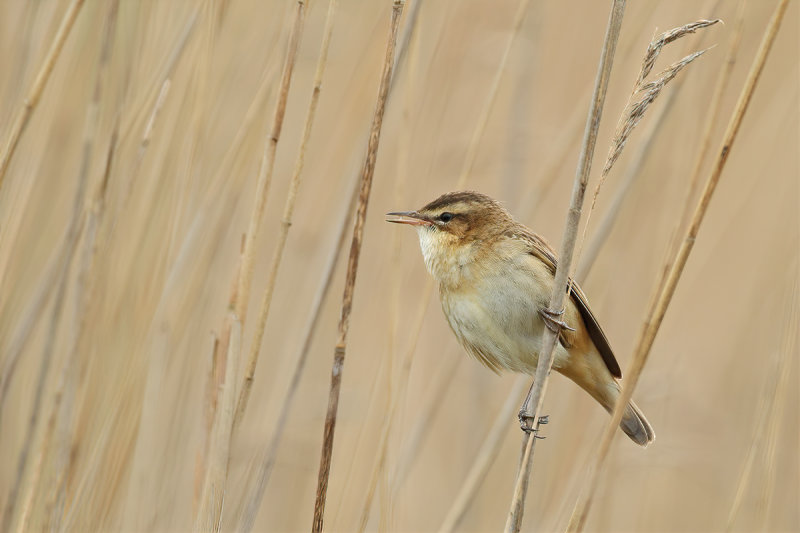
[
  {"x1": 540, "y1": 307, "x2": 575, "y2": 333},
  {"x1": 518, "y1": 410, "x2": 549, "y2": 438}
]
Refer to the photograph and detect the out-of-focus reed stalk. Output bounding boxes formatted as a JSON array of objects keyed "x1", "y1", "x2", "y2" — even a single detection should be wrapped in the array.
[
  {"x1": 0, "y1": 0, "x2": 86, "y2": 197},
  {"x1": 200, "y1": 1, "x2": 307, "y2": 458},
  {"x1": 3, "y1": 4, "x2": 118, "y2": 530},
  {"x1": 505, "y1": 2, "x2": 625, "y2": 532},
  {"x1": 671, "y1": 0, "x2": 747, "y2": 257},
  {"x1": 45, "y1": 123, "x2": 119, "y2": 532},
  {"x1": 311, "y1": 3, "x2": 405, "y2": 532},
  {"x1": 194, "y1": 314, "x2": 241, "y2": 533},
  {"x1": 235, "y1": 0, "x2": 337, "y2": 427},
  {"x1": 233, "y1": 7, "x2": 424, "y2": 530},
  {"x1": 357, "y1": 10, "x2": 419, "y2": 530},
  {"x1": 726, "y1": 269, "x2": 796, "y2": 530},
  {"x1": 566, "y1": 2, "x2": 790, "y2": 530},
  {"x1": 233, "y1": 0, "x2": 307, "y2": 326},
  {"x1": 193, "y1": 0, "x2": 306, "y2": 512}
]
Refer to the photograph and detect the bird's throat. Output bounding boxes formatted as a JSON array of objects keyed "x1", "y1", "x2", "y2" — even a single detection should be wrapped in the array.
[{"x1": 416, "y1": 227, "x2": 473, "y2": 289}]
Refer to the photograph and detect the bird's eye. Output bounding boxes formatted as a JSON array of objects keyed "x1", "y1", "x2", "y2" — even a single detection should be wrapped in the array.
[{"x1": 439, "y1": 212, "x2": 454, "y2": 223}]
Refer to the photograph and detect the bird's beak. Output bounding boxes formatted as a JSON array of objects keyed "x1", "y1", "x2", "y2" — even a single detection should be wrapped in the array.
[{"x1": 385, "y1": 211, "x2": 432, "y2": 227}]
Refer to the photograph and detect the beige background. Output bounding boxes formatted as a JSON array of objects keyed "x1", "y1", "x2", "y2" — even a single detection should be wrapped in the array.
[{"x1": 0, "y1": 1, "x2": 797, "y2": 532}]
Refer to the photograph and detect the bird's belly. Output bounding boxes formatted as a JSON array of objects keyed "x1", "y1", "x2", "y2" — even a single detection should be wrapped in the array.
[{"x1": 441, "y1": 275, "x2": 569, "y2": 374}]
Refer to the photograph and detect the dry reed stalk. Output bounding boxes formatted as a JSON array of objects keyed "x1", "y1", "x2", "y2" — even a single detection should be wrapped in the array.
[
  {"x1": 12, "y1": 6, "x2": 120, "y2": 530},
  {"x1": 234, "y1": 0, "x2": 337, "y2": 426},
  {"x1": 757, "y1": 315, "x2": 793, "y2": 530},
  {"x1": 576, "y1": 10, "x2": 724, "y2": 281},
  {"x1": 196, "y1": 332, "x2": 219, "y2": 512},
  {"x1": 360, "y1": 14, "x2": 419, "y2": 529},
  {"x1": 726, "y1": 271, "x2": 797, "y2": 530},
  {"x1": 671, "y1": 0, "x2": 747, "y2": 256},
  {"x1": 234, "y1": 181, "x2": 358, "y2": 533},
  {"x1": 3, "y1": 170, "x2": 88, "y2": 533},
  {"x1": 228, "y1": 0, "x2": 307, "y2": 430},
  {"x1": 232, "y1": 4, "x2": 424, "y2": 520},
  {"x1": 505, "y1": 2, "x2": 625, "y2": 532},
  {"x1": 1, "y1": 7, "x2": 122, "y2": 523},
  {"x1": 566, "y1": 2, "x2": 790, "y2": 530},
  {"x1": 194, "y1": 315, "x2": 241, "y2": 533},
  {"x1": 0, "y1": 0, "x2": 85, "y2": 197},
  {"x1": 438, "y1": 375, "x2": 528, "y2": 533},
  {"x1": 233, "y1": 0, "x2": 307, "y2": 325},
  {"x1": 186, "y1": 0, "x2": 305, "y2": 501},
  {"x1": 44, "y1": 122, "x2": 118, "y2": 531},
  {"x1": 311, "y1": 3, "x2": 405, "y2": 532}
]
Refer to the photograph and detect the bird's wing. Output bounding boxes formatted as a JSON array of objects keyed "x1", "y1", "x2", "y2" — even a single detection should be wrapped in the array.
[{"x1": 511, "y1": 226, "x2": 622, "y2": 379}]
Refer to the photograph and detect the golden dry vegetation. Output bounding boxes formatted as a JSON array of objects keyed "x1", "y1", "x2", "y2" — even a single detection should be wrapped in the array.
[{"x1": 0, "y1": 1, "x2": 797, "y2": 532}]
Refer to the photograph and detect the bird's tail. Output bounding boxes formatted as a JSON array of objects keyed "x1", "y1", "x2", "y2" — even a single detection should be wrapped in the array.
[
  {"x1": 617, "y1": 398, "x2": 655, "y2": 447},
  {"x1": 561, "y1": 360, "x2": 655, "y2": 447},
  {"x1": 588, "y1": 380, "x2": 655, "y2": 447}
]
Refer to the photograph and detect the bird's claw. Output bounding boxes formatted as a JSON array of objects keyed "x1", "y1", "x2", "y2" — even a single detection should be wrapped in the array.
[
  {"x1": 518, "y1": 410, "x2": 549, "y2": 438},
  {"x1": 540, "y1": 307, "x2": 576, "y2": 333}
]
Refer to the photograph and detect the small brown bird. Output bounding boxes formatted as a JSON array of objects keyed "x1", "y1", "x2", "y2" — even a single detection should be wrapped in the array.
[{"x1": 386, "y1": 191, "x2": 654, "y2": 446}]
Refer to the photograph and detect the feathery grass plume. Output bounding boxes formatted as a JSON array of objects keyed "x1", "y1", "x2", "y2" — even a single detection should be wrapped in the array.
[
  {"x1": 596, "y1": 19, "x2": 720, "y2": 204},
  {"x1": 603, "y1": 20, "x2": 720, "y2": 178},
  {"x1": 567, "y1": 2, "x2": 790, "y2": 531},
  {"x1": 576, "y1": 2, "x2": 726, "y2": 282},
  {"x1": 311, "y1": 3, "x2": 405, "y2": 532},
  {"x1": 572, "y1": 17, "x2": 719, "y2": 309},
  {"x1": 505, "y1": 2, "x2": 626, "y2": 532}
]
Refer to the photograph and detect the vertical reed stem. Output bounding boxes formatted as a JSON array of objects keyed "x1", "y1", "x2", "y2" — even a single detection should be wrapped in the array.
[
  {"x1": 504, "y1": 2, "x2": 625, "y2": 532},
  {"x1": 311, "y1": 3, "x2": 405, "y2": 532}
]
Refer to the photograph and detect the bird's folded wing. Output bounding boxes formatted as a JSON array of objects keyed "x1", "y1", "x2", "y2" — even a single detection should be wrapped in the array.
[{"x1": 512, "y1": 226, "x2": 622, "y2": 379}]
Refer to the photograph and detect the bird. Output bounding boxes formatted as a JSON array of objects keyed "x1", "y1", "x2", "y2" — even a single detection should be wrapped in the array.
[{"x1": 386, "y1": 191, "x2": 654, "y2": 446}]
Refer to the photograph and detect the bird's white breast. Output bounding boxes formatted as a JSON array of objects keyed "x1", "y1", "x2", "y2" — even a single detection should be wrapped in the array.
[{"x1": 438, "y1": 250, "x2": 571, "y2": 374}]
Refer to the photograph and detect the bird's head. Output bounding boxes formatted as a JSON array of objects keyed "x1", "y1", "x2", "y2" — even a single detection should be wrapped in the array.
[{"x1": 386, "y1": 191, "x2": 513, "y2": 283}]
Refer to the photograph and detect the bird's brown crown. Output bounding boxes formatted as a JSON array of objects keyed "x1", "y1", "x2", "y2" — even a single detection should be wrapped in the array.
[{"x1": 418, "y1": 191, "x2": 513, "y2": 241}]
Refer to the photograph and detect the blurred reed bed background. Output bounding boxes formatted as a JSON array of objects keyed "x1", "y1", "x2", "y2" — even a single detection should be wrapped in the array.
[{"x1": 0, "y1": 1, "x2": 797, "y2": 532}]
